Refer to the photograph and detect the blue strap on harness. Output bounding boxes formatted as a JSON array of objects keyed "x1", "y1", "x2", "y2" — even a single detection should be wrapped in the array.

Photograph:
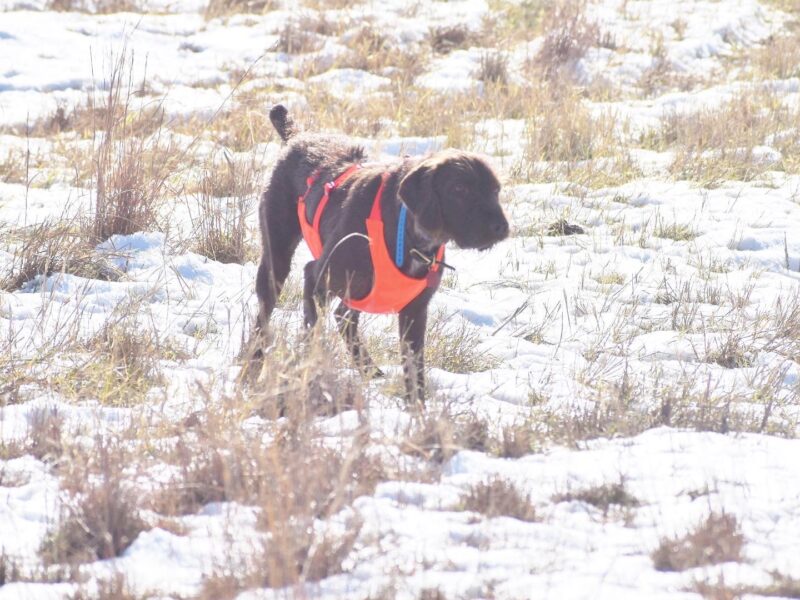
[{"x1": 395, "y1": 204, "x2": 408, "y2": 267}]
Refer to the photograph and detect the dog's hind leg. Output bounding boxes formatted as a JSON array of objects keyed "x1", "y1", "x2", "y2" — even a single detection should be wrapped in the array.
[
  {"x1": 302, "y1": 260, "x2": 327, "y2": 328},
  {"x1": 254, "y1": 184, "x2": 301, "y2": 342},
  {"x1": 333, "y1": 302, "x2": 384, "y2": 378}
]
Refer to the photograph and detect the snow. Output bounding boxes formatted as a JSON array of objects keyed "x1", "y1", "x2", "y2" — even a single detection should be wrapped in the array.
[{"x1": 3, "y1": 0, "x2": 800, "y2": 597}]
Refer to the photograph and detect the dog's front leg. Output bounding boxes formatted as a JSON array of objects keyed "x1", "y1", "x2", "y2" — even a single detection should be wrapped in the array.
[
  {"x1": 334, "y1": 302, "x2": 384, "y2": 378},
  {"x1": 399, "y1": 296, "x2": 430, "y2": 406},
  {"x1": 303, "y1": 260, "x2": 326, "y2": 328}
]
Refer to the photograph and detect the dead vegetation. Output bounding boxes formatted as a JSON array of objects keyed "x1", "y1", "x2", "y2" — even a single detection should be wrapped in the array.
[
  {"x1": 430, "y1": 24, "x2": 476, "y2": 54},
  {"x1": 532, "y1": 0, "x2": 600, "y2": 82},
  {"x1": 642, "y1": 91, "x2": 800, "y2": 186},
  {"x1": 461, "y1": 476, "x2": 538, "y2": 522},
  {"x1": 187, "y1": 152, "x2": 259, "y2": 264},
  {"x1": 47, "y1": 308, "x2": 188, "y2": 407},
  {"x1": 693, "y1": 572, "x2": 800, "y2": 600},
  {"x1": 91, "y1": 96, "x2": 179, "y2": 242},
  {"x1": 400, "y1": 405, "x2": 492, "y2": 464},
  {"x1": 552, "y1": 479, "x2": 640, "y2": 516},
  {"x1": 0, "y1": 218, "x2": 117, "y2": 292},
  {"x1": 652, "y1": 513, "x2": 744, "y2": 571},
  {"x1": 42, "y1": 438, "x2": 146, "y2": 565},
  {"x1": 204, "y1": 0, "x2": 278, "y2": 19},
  {"x1": 425, "y1": 311, "x2": 498, "y2": 374},
  {"x1": 44, "y1": 0, "x2": 140, "y2": 14}
]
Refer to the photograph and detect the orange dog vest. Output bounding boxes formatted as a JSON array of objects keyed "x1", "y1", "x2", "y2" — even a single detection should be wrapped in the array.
[{"x1": 297, "y1": 167, "x2": 445, "y2": 314}]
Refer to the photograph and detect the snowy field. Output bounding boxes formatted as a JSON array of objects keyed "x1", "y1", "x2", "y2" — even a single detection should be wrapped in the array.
[{"x1": 2, "y1": 0, "x2": 800, "y2": 598}]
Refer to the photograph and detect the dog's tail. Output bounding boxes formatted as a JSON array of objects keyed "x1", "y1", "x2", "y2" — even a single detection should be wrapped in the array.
[{"x1": 269, "y1": 104, "x2": 297, "y2": 142}]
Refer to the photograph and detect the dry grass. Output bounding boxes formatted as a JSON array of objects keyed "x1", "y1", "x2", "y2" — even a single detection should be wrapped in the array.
[
  {"x1": 430, "y1": 24, "x2": 477, "y2": 54},
  {"x1": 0, "y1": 148, "x2": 28, "y2": 184},
  {"x1": 144, "y1": 335, "x2": 390, "y2": 594},
  {"x1": 653, "y1": 215, "x2": 697, "y2": 242},
  {"x1": 461, "y1": 476, "x2": 538, "y2": 522},
  {"x1": 0, "y1": 551, "x2": 78, "y2": 587},
  {"x1": 42, "y1": 438, "x2": 146, "y2": 565},
  {"x1": 642, "y1": 91, "x2": 800, "y2": 186},
  {"x1": 204, "y1": 0, "x2": 277, "y2": 20},
  {"x1": 4, "y1": 2, "x2": 800, "y2": 595},
  {"x1": 208, "y1": 107, "x2": 274, "y2": 152},
  {"x1": 187, "y1": 152, "x2": 259, "y2": 264},
  {"x1": 513, "y1": 86, "x2": 628, "y2": 185},
  {"x1": 274, "y1": 12, "x2": 337, "y2": 55},
  {"x1": 478, "y1": 52, "x2": 509, "y2": 86},
  {"x1": 693, "y1": 572, "x2": 800, "y2": 599},
  {"x1": 45, "y1": 0, "x2": 140, "y2": 14},
  {"x1": 652, "y1": 513, "x2": 744, "y2": 571},
  {"x1": 0, "y1": 552, "x2": 22, "y2": 586},
  {"x1": 199, "y1": 518, "x2": 360, "y2": 596},
  {"x1": 527, "y1": 362, "x2": 796, "y2": 447},
  {"x1": 532, "y1": 0, "x2": 600, "y2": 82},
  {"x1": 2, "y1": 99, "x2": 165, "y2": 141},
  {"x1": 25, "y1": 407, "x2": 67, "y2": 463},
  {"x1": 70, "y1": 573, "x2": 148, "y2": 600},
  {"x1": 90, "y1": 55, "x2": 183, "y2": 242},
  {"x1": 400, "y1": 405, "x2": 492, "y2": 463},
  {"x1": 0, "y1": 218, "x2": 118, "y2": 291},
  {"x1": 553, "y1": 479, "x2": 640, "y2": 516},
  {"x1": 485, "y1": 0, "x2": 546, "y2": 44},
  {"x1": 425, "y1": 311, "x2": 498, "y2": 374},
  {"x1": 49, "y1": 314, "x2": 182, "y2": 406},
  {"x1": 0, "y1": 407, "x2": 65, "y2": 464},
  {"x1": 754, "y1": 33, "x2": 800, "y2": 80},
  {"x1": 497, "y1": 422, "x2": 538, "y2": 458}
]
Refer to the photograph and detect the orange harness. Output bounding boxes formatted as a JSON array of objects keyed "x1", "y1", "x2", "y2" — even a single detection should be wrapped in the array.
[{"x1": 297, "y1": 167, "x2": 445, "y2": 314}]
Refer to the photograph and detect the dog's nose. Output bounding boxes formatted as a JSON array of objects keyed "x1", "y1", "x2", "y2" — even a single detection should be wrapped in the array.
[{"x1": 491, "y1": 217, "x2": 509, "y2": 239}]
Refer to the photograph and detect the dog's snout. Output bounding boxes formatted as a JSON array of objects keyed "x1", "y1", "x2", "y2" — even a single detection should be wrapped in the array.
[
  {"x1": 485, "y1": 210, "x2": 509, "y2": 240},
  {"x1": 491, "y1": 218, "x2": 509, "y2": 239}
]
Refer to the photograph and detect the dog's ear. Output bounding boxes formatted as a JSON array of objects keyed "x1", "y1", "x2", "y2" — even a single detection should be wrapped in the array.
[{"x1": 398, "y1": 162, "x2": 443, "y2": 233}]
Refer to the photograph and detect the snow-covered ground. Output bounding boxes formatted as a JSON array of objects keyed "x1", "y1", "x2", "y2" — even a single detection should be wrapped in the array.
[{"x1": 2, "y1": 0, "x2": 800, "y2": 598}]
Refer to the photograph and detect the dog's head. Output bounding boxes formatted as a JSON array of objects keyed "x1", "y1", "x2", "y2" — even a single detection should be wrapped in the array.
[{"x1": 398, "y1": 150, "x2": 508, "y2": 250}]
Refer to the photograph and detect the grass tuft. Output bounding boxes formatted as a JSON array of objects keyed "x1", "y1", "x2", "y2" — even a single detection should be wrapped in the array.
[
  {"x1": 553, "y1": 479, "x2": 640, "y2": 515},
  {"x1": 461, "y1": 476, "x2": 538, "y2": 522},
  {"x1": 652, "y1": 513, "x2": 744, "y2": 572},
  {"x1": 42, "y1": 439, "x2": 146, "y2": 565}
]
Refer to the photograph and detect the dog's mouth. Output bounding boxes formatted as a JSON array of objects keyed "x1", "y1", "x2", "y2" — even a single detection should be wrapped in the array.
[{"x1": 454, "y1": 239, "x2": 498, "y2": 252}]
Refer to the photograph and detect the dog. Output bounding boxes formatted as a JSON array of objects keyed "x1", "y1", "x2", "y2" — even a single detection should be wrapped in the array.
[{"x1": 252, "y1": 104, "x2": 509, "y2": 404}]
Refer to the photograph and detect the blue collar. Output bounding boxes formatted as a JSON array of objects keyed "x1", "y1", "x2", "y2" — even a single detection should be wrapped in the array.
[{"x1": 395, "y1": 203, "x2": 408, "y2": 267}]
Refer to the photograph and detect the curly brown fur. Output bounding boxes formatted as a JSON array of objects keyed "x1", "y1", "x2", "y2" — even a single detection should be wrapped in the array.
[
  {"x1": 251, "y1": 104, "x2": 508, "y2": 405},
  {"x1": 269, "y1": 104, "x2": 297, "y2": 142}
]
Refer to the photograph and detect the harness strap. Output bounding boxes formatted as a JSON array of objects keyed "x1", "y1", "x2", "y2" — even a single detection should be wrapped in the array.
[
  {"x1": 313, "y1": 164, "x2": 361, "y2": 231},
  {"x1": 395, "y1": 204, "x2": 408, "y2": 268},
  {"x1": 369, "y1": 172, "x2": 388, "y2": 220}
]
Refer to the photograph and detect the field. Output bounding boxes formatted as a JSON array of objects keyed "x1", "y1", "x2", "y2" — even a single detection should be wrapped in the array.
[{"x1": 2, "y1": 0, "x2": 800, "y2": 598}]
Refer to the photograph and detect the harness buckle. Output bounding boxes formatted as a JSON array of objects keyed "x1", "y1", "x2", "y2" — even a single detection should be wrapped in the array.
[{"x1": 410, "y1": 248, "x2": 455, "y2": 271}]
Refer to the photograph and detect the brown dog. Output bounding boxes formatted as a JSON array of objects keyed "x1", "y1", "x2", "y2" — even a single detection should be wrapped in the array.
[{"x1": 253, "y1": 105, "x2": 508, "y2": 404}]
